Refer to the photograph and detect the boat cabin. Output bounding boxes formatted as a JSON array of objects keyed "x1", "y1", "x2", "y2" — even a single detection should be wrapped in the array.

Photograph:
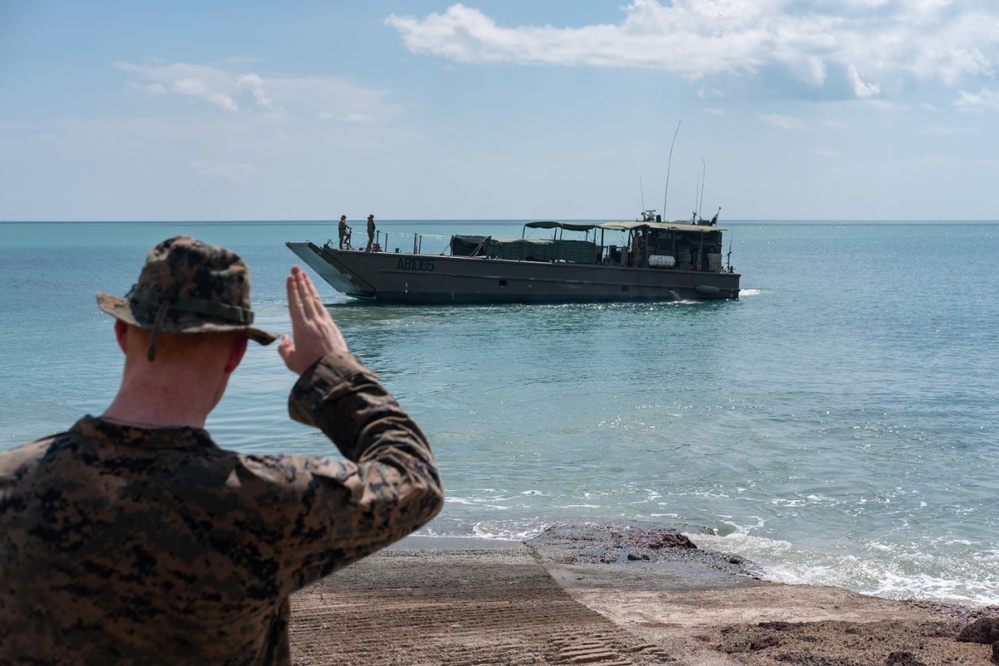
[{"x1": 450, "y1": 218, "x2": 731, "y2": 273}]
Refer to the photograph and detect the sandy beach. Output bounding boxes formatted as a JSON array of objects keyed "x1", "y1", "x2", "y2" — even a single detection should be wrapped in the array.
[{"x1": 289, "y1": 525, "x2": 998, "y2": 665}]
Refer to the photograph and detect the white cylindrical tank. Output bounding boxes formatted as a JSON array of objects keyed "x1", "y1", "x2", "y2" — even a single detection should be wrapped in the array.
[{"x1": 647, "y1": 255, "x2": 676, "y2": 268}]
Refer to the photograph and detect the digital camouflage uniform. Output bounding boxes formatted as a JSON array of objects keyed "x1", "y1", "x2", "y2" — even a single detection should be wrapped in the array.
[
  {"x1": 0, "y1": 351, "x2": 443, "y2": 665},
  {"x1": 0, "y1": 236, "x2": 444, "y2": 665}
]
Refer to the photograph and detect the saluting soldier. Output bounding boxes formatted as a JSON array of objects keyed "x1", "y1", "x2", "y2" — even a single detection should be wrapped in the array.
[{"x1": 0, "y1": 236, "x2": 443, "y2": 665}]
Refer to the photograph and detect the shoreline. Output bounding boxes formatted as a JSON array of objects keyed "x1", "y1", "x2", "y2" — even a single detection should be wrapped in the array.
[{"x1": 289, "y1": 525, "x2": 999, "y2": 665}]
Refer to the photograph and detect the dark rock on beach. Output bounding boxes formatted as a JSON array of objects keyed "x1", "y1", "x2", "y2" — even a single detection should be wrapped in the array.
[
  {"x1": 524, "y1": 521, "x2": 759, "y2": 579},
  {"x1": 884, "y1": 651, "x2": 927, "y2": 666},
  {"x1": 956, "y1": 617, "x2": 999, "y2": 665},
  {"x1": 957, "y1": 616, "x2": 999, "y2": 644}
]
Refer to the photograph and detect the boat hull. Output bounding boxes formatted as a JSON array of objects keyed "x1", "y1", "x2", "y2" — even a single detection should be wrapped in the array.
[{"x1": 288, "y1": 241, "x2": 740, "y2": 304}]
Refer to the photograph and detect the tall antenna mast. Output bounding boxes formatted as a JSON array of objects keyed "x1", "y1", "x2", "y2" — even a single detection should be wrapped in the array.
[
  {"x1": 663, "y1": 120, "x2": 681, "y2": 220},
  {"x1": 699, "y1": 157, "x2": 706, "y2": 219},
  {"x1": 693, "y1": 170, "x2": 700, "y2": 220}
]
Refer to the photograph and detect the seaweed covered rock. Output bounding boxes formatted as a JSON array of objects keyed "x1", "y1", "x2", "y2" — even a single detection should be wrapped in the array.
[
  {"x1": 957, "y1": 616, "x2": 999, "y2": 644},
  {"x1": 524, "y1": 522, "x2": 756, "y2": 578}
]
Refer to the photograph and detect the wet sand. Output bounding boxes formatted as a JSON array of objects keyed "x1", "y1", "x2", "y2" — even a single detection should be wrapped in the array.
[{"x1": 289, "y1": 526, "x2": 998, "y2": 665}]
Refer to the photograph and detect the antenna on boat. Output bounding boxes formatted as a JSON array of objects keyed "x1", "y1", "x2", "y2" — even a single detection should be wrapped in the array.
[
  {"x1": 640, "y1": 174, "x2": 646, "y2": 212},
  {"x1": 693, "y1": 170, "x2": 700, "y2": 222},
  {"x1": 698, "y1": 158, "x2": 706, "y2": 220},
  {"x1": 663, "y1": 120, "x2": 681, "y2": 220}
]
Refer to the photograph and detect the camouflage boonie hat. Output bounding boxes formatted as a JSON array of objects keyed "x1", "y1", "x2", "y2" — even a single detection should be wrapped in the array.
[{"x1": 97, "y1": 236, "x2": 278, "y2": 361}]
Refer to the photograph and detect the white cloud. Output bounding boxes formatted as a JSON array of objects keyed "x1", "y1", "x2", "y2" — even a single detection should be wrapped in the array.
[
  {"x1": 918, "y1": 125, "x2": 978, "y2": 136},
  {"x1": 955, "y1": 87, "x2": 999, "y2": 112},
  {"x1": 174, "y1": 78, "x2": 209, "y2": 97},
  {"x1": 118, "y1": 62, "x2": 246, "y2": 111},
  {"x1": 848, "y1": 66, "x2": 880, "y2": 99},
  {"x1": 236, "y1": 74, "x2": 273, "y2": 108},
  {"x1": 318, "y1": 110, "x2": 375, "y2": 123},
  {"x1": 126, "y1": 81, "x2": 169, "y2": 96},
  {"x1": 386, "y1": 1, "x2": 999, "y2": 101},
  {"x1": 343, "y1": 113, "x2": 376, "y2": 124},
  {"x1": 115, "y1": 62, "x2": 402, "y2": 123},
  {"x1": 757, "y1": 113, "x2": 808, "y2": 130},
  {"x1": 756, "y1": 114, "x2": 847, "y2": 131}
]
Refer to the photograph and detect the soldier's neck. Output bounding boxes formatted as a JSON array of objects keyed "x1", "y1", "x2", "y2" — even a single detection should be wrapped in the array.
[{"x1": 101, "y1": 374, "x2": 221, "y2": 430}]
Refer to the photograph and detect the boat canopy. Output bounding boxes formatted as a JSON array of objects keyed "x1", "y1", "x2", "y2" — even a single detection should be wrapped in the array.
[
  {"x1": 523, "y1": 220, "x2": 724, "y2": 234},
  {"x1": 599, "y1": 221, "x2": 727, "y2": 234},
  {"x1": 524, "y1": 220, "x2": 599, "y2": 232}
]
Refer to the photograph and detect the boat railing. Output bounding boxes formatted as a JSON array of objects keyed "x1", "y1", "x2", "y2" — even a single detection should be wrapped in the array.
[{"x1": 374, "y1": 233, "x2": 453, "y2": 255}]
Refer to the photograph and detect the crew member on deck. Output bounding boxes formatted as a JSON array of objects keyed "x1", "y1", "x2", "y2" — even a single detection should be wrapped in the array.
[
  {"x1": 338, "y1": 215, "x2": 351, "y2": 249},
  {"x1": 366, "y1": 214, "x2": 376, "y2": 252},
  {"x1": 710, "y1": 207, "x2": 721, "y2": 226}
]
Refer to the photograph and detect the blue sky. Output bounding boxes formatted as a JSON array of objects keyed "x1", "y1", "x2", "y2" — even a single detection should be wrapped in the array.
[{"x1": 2, "y1": 1, "x2": 998, "y2": 221}]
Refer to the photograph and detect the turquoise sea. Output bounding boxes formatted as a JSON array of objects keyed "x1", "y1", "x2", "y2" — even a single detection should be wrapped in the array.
[{"x1": 2, "y1": 220, "x2": 998, "y2": 607}]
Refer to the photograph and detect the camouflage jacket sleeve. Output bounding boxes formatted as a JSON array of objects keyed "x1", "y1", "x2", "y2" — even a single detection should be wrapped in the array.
[{"x1": 268, "y1": 351, "x2": 443, "y2": 591}]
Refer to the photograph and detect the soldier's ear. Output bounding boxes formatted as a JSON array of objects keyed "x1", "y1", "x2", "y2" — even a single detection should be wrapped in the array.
[
  {"x1": 224, "y1": 335, "x2": 249, "y2": 374},
  {"x1": 114, "y1": 320, "x2": 129, "y2": 354}
]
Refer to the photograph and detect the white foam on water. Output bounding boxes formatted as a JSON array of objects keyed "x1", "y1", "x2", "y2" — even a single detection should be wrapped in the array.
[
  {"x1": 469, "y1": 521, "x2": 547, "y2": 542},
  {"x1": 690, "y1": 521, "x2": 999, "y2": 607}
]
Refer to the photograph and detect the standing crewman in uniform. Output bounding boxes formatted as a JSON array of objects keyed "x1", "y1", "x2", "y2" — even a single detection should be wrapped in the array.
[
  {"x1": 338, "y1": 214, "x2": 351, "y2": 249},
  {"x1": 366, "y1": 213, "x2": 376, "y2": 252},
  {"x1": 0, "y1": 236, "x2": 443, "y2": 665}
]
